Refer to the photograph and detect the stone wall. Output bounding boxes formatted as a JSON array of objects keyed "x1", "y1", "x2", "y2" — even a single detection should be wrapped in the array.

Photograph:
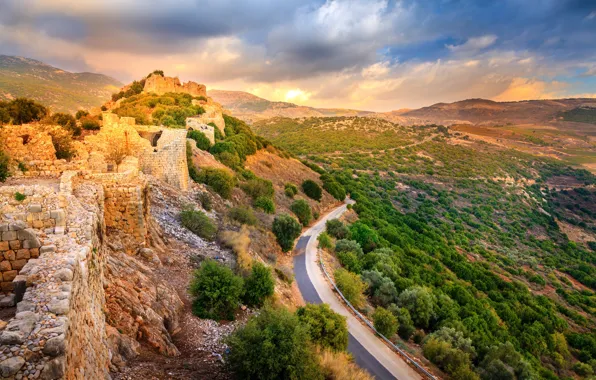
[
  {"x1": 138, "y1": 128, "x2": 189, "y2": 191},
  {"x1": 143, "y1": 74, "x2": 206, "y2": 98},
  {"x1": 0, "y1": 222, "x2": 41, "y2": 296},
  {"x1": 0, "y1": 173, "x2": 110, "y2": 380},
  {"x1": 191, "y1": 100, "x2": 226, "y2": 136},
  {"x1": 186, "y1": 118, "x2": 215, "y2": 144},
  {"x1": 103, "y1": 182, "x2": 148, "y2": 245},
  {"x1": 0, "y1": 125, "x2": 57, "y2": 162}
]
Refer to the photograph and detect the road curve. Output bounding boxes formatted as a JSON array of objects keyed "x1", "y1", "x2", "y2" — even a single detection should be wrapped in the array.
[{"x1": 293, "y1": 202, "x2": 422, "y2": 380}]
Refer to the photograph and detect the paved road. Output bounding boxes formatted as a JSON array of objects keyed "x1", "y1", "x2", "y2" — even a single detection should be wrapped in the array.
[{"x1": 293, "y1": 202, "x2": 422, "y2": 380}]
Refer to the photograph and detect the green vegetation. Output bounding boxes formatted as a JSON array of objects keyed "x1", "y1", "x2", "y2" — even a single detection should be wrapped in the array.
[
  {"x1": 290, "y1": 199, "x2": 312, "y2": 226},
  {"x1": 321, "y1": 174, "x2": 346, "y2": 201},
  {"x1": 209, "y1": 114, "x2": 266, "y2": 168},
  {"x1": 196, "y1": 168, "x2": 236, "y2": 199},
  {"x1": 188, "y1": 130, "x2": 211, "y2": 151},
  {"x1": 334, "y1": 268, "x2": 366, "y2": 309},
  {"x1": 46, "y1": 112, "x2": 80, "y2": 136},
  {"x1": 296, "y1": 303, "x2": 348, "y2": 352},
  {"x1": 272, "y1": 214, "x2": 302, "y2": 252},
  {"x1": 189, "y1": 260, "x2": 244, "y2": 320},
  {"x1": 75, "y1": 110, "x2": 89, "y2": 119},
  {"x1": 254, "y1": 196, "x2": 275, "y2": 214},
  {"x1": 284, "y1": 183, "x2": 298, "y2": 198},
  {"x1": 372, "y1": 307, "x2": 398, "y2": 338},
  {"x1": 302, "y1": 179, "x2": 322, "y2": 201},
  {"x1": 14, "y1": 192, "x2": 26, "y2": 202},
  {"x1": 0, "y1": 151, "x2": 9, "y2": 182},
  {"x1": 226, "y1": 305, "x2": 323, "y2": 380},
  {"x1": 80, "y1": 115, "x2": 100, "y2": 130},
  {"x1": 180, "y1": 207, "x2": 217, "y2": 241},
  {"x1": 243, "y1": 262, "x2": 275, "y2": 307},
  {"x1": 0, "y1": 98, "x2": 49, "y2": 124},
  {"x1": 560, "y1": 106, "x2": 596, "y2": 125},
  {"x1": 317, "y1": 232, "x2": 333, "y2": 250},
  {"x1": 197, "y1": 192, "x2": 212, "y2": 211},
  {"x1": 229, "y1": 206, "x2": 257, "y2": 226},
  {"x1": 49, "y1": 128, "x2": 75, "y2": 160},
  {"x1": 326, "y1": 219, "x2": 349, "y2": 239},
  {"x1": 241, "y1": 177, "x2": 274, "y2": 199}
]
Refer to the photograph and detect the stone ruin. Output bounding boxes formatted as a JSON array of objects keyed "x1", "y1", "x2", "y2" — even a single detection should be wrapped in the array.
[
  {"x1": 186, "y1": 117, "x2": 215, "y2": 144},
  {"x1": 143, "y1": 73, "x2": 206, "y2": 98}
]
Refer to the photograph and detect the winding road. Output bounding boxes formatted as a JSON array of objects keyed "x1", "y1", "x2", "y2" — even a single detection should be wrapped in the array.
[{"x1": 293, "y1": 202, "x2": 422, "y2": 380}]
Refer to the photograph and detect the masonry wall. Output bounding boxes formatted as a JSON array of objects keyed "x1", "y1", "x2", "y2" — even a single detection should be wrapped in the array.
[
  {"x1": 138, "y1": 128, "x2": 189, "y2": 191},
  {"x1": 0, "y1": 222, "x2": 41, "y2": 295},
  {"x1": 103, "y1": 182, "x2": 148, "y2": 245},
  {"x1": 0, "y1": 125, "x2": 57, "y2": 162}
]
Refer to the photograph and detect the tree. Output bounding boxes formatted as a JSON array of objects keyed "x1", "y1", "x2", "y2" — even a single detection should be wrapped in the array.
[
  {"x1": 197, "y1": 168, "x2": 236, "y2": 199},
  {"x1": 326, "y1": 219, "x2": 349, "y2": 239},
  {"x1": 49, "y1": 112, "x2": 80, "y2": 136},
  {"x1": 75, "y1": 110, "x2": 89, "y2": 120},
  {"x1": 80, "y1": 116, "x2": 100, "y2": 130},
  {"x1": 297, "y1": 303, "x2": 348, "y2": 352},
  {"x1": 105, "y1": 137, "x2": 131, "y2": 171},
  {"x1": 372, "y1": 307, "x2": 398, "y2": 338},
  {"x1": 317, "y1": 232, "x2": 333, "y2": 250},
  {"x1": 0, "y1": 151, "x2": 10, "y2": 182},
  {"x1": 349, "y1": 221, "x2": 380, "y2": 252},
  {"x1": 243, "y1": 262, "x2": 275, "y2": 307},
  {"x1": 188, "y1": 130, "x2": 212, "y2": 151},
  {"x1": 335, "y1": 239, "x2": 363, "y2": 256},
  {"x1": 272, "y1": 214, "x2": 302, "y2": 252},
  {"x1": 302, "y1": 179, "x2": 322, "y2": 201},
  {"x1": 334, "y1": 268, "x2": 367, "y2": 308},
  {"x1": 290, "y1": 199, "x2": 312, "y2": 227},
  {"x1": 180, "y1": 207, "x2": 217, "y2": 241},
  {"x1": 2, "y1": 98, "x2": 48, "y2": 124},
  {"x1": 478, "y1": 342, "x2": 534, "y2": 380},
  {"x1": 254, "y1": 196, "x2": 275, "y2": 214},
  {"x1": 189, "y1": 260, "x2": 244, "y2": 320},
  {"x1": 226, "y1": 305, "x2": 323, "y2": 380},
  {"x1": 362, "y1": 270, "x2": 398, "y2": 307},
  {"x1": 388, "y1": 305, "x2": 416, "y2": 340},
  {"x1": 398, "y1": 286, "x2": 436, "y2": 328}
]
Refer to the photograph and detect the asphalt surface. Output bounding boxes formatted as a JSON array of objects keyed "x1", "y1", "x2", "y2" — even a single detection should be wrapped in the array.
[{"x1": 293, "y1": 202, "x2": 422, "y2": 380}]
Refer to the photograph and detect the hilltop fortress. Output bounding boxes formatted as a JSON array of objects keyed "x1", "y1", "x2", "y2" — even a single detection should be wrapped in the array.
[{"x1": 143, "y1": 74, "x2": 207, "y2": 98}]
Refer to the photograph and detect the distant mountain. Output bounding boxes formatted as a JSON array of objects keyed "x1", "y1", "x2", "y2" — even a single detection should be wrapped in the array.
[
  {"x1": 208, "y1": 89, "x2": 372, "y2": 123},
  {"x1": 0, "y1": 55, "x2": 122, "y2": 113},
  {"x1": 372, "y1": 98, "x2": 596, "y2": 127}
]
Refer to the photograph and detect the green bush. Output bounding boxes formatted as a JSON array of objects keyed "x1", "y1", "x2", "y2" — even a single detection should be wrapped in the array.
[
  {"x1": 254, "y1": 196, "x2": 275, "y2": 214},
  {"x1": 241, "y1": 178, "x2": 274, "y2": 199},
  {"x1": 49, "y1": 112, "x2": 80, "y2": 136},
  {"x1": 49, "y1": 129, "x2": 75, "y2": 160},
  {"x1": 297, "y1": 303, "x2": 348, "y2": 352},
  {"x1": 226, "y1": 305, "x2": 323, "y2": 380},
  {"x1": 197, "y1": 192, "x2": 212, "y2": 211},
  {"x1": 325, "y1": 219, "x2": 349, "y2": 239},
  {"x1": 0, "y1": 151, "x2": 10, "y2": 182},
  {"x1": 75, "y1": 110, "x2": 89, "y2": 119},
  {"x1": 229, "y1": 206, "x2": 257, "y2": 226},
  {"x1": 80, "y1": 116, "x2": 100, "y2": 130},
  {"x1": 284, "y1": 183, "x2": 298, "y2": 198},
  {"x1": 302, "y1": 179, "x2": 322, "y2": 201},
  {"x1": 398, "y1": 286, "x2": 436, "y2": 328},
  {"x1": 388, "y1": 305, "x2": 416, "y2": 340},
  {"x1": 189, "y1": 260, "x2": 244, "y2": 320},
  {"x1": 290, "y1": 199, "x2": 312, "y2": 226},
  {"x1": 0, "y1": 98, "x2": 49, "y2": 124},
  {"x1": 321, "y1": 175, "x2": 346, "y2": 201},
  {"x1": 180, "y1": 208, "x2": 217, "y2": 241},
  {"x1": 372, "y1": 307, "x2": 398, "y2": 337},
  {"x1": 349, "y1": 221, "x2": 380, "y2": 252},
  {"x1": 215, "y1": 151, "x2": 242, "y2": 168},
  {"x1": 196, "y1": 168, "x2": 236, "y2": 199},
  {"x1": 272, "y1": 214, "x2": 302, "y2": 252},
  {"x1": 334, "y1": 268, "x2": 366, "y2": 309},
  {"x1": 243, "y1": 262, "x2": 275, "y2": 307},
  {"x1": 335, "y1": 239, "x2": 363, "y2": 256},
  {"x1": 14, "y1": 192, "x2": 26, "y2": 202},
  {"x1": 188, "y1": 130, "x2": 212, "y2": 151},
  {"x1": 318, "y1": 232, "x2": 333, "y2": 250}
]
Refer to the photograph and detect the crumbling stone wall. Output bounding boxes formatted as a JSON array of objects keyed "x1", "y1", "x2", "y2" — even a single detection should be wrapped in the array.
[
  {"x1": 138, "y1": 128, "x2": 189, "y2": 191},
  {"x1": 103, "y1": 182, "x2": 148, "y2": 245},
  {"x1": 0, "y1": 222, "x2": 41, "y2": 296},
  {"x1": 0, "y1": 173, "x2": 110, "y2": 380},
  {"x1": 143, "y1": 74, "x2": 206, "y2": 98},
  {"x1": 186, "y1": 118, "x2": 215, "y2": 144},
  {"x1": 191, "y1": 100, "x2": 226, "y2": 136},
  {"x1": 0, "y1": 125, "x2": 57, "y2": 162}
]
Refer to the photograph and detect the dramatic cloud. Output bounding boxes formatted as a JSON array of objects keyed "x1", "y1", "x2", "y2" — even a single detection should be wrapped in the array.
[{"x1": 0, "y1": 0, "x2": 594, "y2": 110}]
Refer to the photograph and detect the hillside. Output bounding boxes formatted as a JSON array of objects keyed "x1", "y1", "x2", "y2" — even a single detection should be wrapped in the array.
[
  {"x1": 208, "y1": 89, "x2": 371, "y2": 122},
  {"x1": 0, "y1": 55, "x2": 122, "y2": 113}
]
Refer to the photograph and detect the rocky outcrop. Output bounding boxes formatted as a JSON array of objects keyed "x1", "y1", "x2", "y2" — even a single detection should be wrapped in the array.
[{"x1": 143, "y1": 74, "x2": 206, "y2": 98}]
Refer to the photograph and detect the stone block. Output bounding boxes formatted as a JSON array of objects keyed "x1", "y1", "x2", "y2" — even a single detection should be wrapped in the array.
[
  {"x1": 2, "y1": 270, "x2": 17, "y2": 281},
  {"x1": 8, "y1": 221, "x2": 26, "y2": 231},
  {"x1": 1, "y1": 231, "x2": 17, "y2": 241},
  {"x1": 23, "y1": 238, "x2": 41, "y2": 249},
  {"x1": 30, "y1": 248, "x2": 39, "y2": 258},
  {"x1": 15, "y1": 249, "x2": 30, "y2": 259},
  {"x1": 3, "y1": 250, "x2": 15, "y2": 261},
  {"x1": 32, "y1": 220, "x2": 44, "y2": 229},
  {"x1": 0, "y1": 294, "x2": 15, "y2": 307},
  {"x1": 10, "y1": 259, "x2": 26, "y2": 271},
  {"x1": 28, "y1": 204, "x2": 42, "y2": 213},
  {"x1": 0, "y1": 224, "x2": 7, "y2": 232},
  {"x1": 1, "y1": 281, "x2": 14, "y2": 292},
  {"x1": 0, "y1": 261, "x2": 11, "y2": 271},
  {"x1": 8, "y1": 240, "x2": 20, "y2": 250},
  {"x1": 0, "y1": 241, "x2": 8, "y2": 251},
  {"x1": 40, "y1": 245, "x2": 57, "y2": 254},
  {"x1": 17, "y1": 228, "x2": 36, "y2": 241}
]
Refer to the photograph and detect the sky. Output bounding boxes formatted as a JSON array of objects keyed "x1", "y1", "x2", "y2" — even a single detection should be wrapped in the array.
[{"x1": 0, "y1": 0, "x2": 595, "y2": 111}]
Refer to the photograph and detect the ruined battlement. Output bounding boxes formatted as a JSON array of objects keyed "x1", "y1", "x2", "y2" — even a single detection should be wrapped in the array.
[{"x1": 143, "y1": 74, "x2": 206, "y2": 98}]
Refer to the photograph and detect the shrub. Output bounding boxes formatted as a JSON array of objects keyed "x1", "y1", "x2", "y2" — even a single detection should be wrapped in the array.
[
  {"x1": 349, "y1": 221, "x2": 380, "y2": 252},
  {"x1": 337, "y1": 250, "x2": 363, "y2": 273},
  {"x1": 423, "y1": 336, "x2": 474, "y2": 377},
  {"x1": 284, "y1": 183, "x2": 298, "y2": 198},
  {"x1": 226, "y1": 305, "x2": 323, "y2": 380},
  {"x1": 49, "y1": 112, "x2": 80, "y2": 136},
  {"x1": 48, "y1": 129, "x2": 75, "y2": 160},
  {"x1": 220, "y1": 227, "x2": 252, "y2": 273},
  {"x1": 275, "y1": 265, "x2": 294, "y2": 284},
  {"x1": 80, "y1": 116, "x2": 100, "y2": 130},
  {"x1": 241, "y1": 178, "x2": 274, "y2": 199},
  {"x1": 17, "y1": 161, "x2": 27, "y2": 173},
  {"x1": 388, "y1": 305, "x2": 416, "y2": 340},
  {"x1": 326, "y1": 219, "x2": 349, "y2": 239},
  {"x1": 573, "y1": 362, "x2": 594, "y2": 376},
  {"x1": 318, "y1": 232, "x2": 333, "y2": 250},
  {"x1": 243, "y1": 262, "x2": 275, "y2": 307},
  {"x1": 321, "y1": 176, "x2": 346, "y2": 201},
  {"x1": 290, "y1": 200, "x2": 312, "y2": 226},
  {"x1": 197, "y1": 168, "x2": 235, "y2": 199},
  {"x1": 215, "y1": 151, "x2": 241, "y2": 168},
  {"x1": 334, "y1": 268, "x2": 366, "y2": 309},
  {"x1": 297, "y1": 303, "x2": 348, "y2": 352},
  {"x1": 229, "y1": 206, "x2": 257, "y2": 226},
  {"x1": 0, "y1": 151, "x2": 10, "y2": 182},
  {"x1": 0, "y1": 98, "x2": 48, "y2": 124},
  {"x1": 189, "y1": 260, "x2": 244, "y2": 320},
  {"x1": 302, "y1": 180, "x2": 322, "y2": 201},
  {"x1": 188, "y1": 130, "x2": 211, "y2": 151},
  {"x1": 335, "y1": 239, "x2": 363, "y2": 256},
  {"x1": 372, "y1": 307, "x2": 398, "y2": 338},
  {"x1": 75, "y1": 110, "x2": 89, "y2": 119},
  {"x1": 14, "y1": 192, "x2": 26, "y2": 202},
  {"x1": 197, "y1": 192, "x2": 212, "y2": 211},
  {"x1": 180, "y1": 208, "x2": 217, "y2": 241},
  {"x1": 254, "y1": 196, "x2": 275, "y2": 214},
  {"x1": 398, "y1": 286, "x2": 436, "y2": 328},
  {"x1": 319, "y1": 349, "x2": 373, "y2": 380},
  {"x1": 272, "y1": 214, "x2": 302, "y2": 252}
]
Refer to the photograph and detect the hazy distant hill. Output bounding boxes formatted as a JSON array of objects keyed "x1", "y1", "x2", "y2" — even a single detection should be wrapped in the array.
[
  {"x1": 208, "y1": 89, "x2": 371, "y2": 122},
  {"x1": 0, "y1": 55, "x2": 122, "y2": 113}
]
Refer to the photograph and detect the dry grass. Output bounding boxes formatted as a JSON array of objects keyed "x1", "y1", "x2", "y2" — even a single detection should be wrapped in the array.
[
  {"x1": 319, "y1": 349, "x2": 373, "y2": 380},
  {"x1": 219, "y1": 225, "x2": 252, "y2": 274}
]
